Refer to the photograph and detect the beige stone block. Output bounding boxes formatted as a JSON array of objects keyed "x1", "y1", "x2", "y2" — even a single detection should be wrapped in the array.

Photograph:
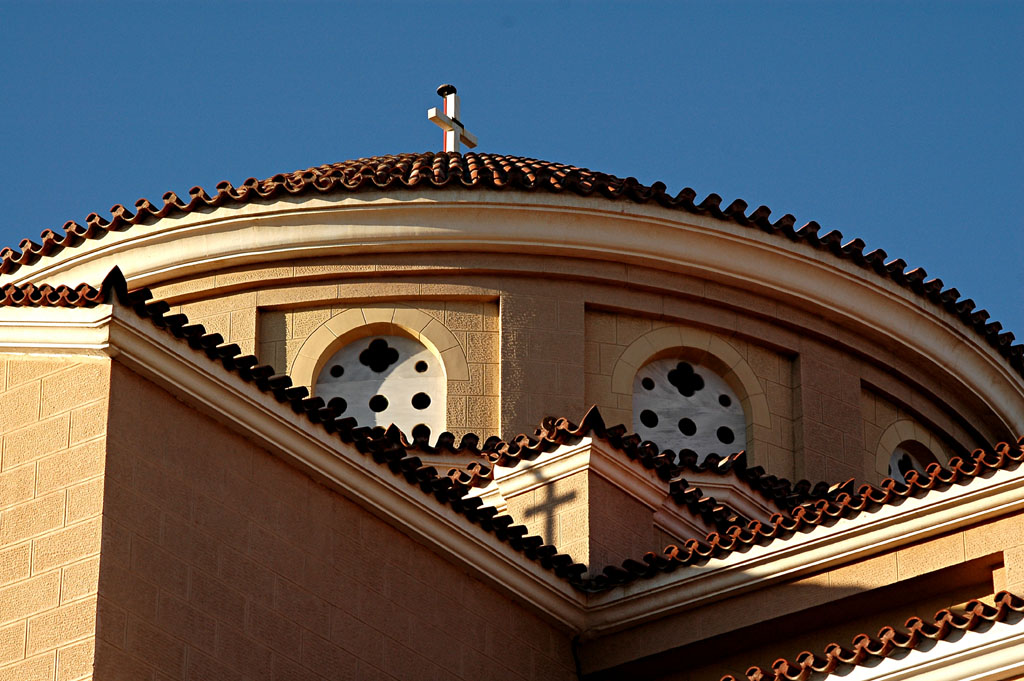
[
  {"x1": 257, "y1": 283, "x2": 339, "y2": 307},
  {"x1": 361, "y1": 306, "x2": 395, "y2": 325},
  {"x1": 1006, "y1": 544, "x2": 1024, "y2": 589},
  {"x1": 0, "y1": 652, "x2": 54, "y2": 681},
  {"x1": 0, "y1": 543, "x2": 30, "y2": 588},
  {"x1": 444, "y1": 301, "x2": 483, "y2": 331},
  {"x1": 388, "y1": 306, "x2": 429, "y2": 334},
  {"x1": 32, "y1": 518, "x2": 102, "y2": 575},
  {"x1": 56, "y1": 638, "x2": 93, "y2": 681},
  {"x1": 829, "y1": 552, "x2": 897, "y2": 592},
  {"x1": 40, "y1": 363, "x2": 109, "y2": 420},
  {"x1": 599, "y1": 343, "x2": 625, "y2": 377},
  {"x1": 0, "y1": 360, "x2": 5, "y2": 391},
  {"x1": 60, "y1": 557, "x2": 99, "y2": 604},
  {"x1": 193, "y1": 312, "x2": 230, "y2": 339},
  {"x1": 0, "y1": 466, "x2": 34, "y2": 511},
  {"x1": 68, "y1": 401, "x2": 106, "y2": 447},
  {"x1": 482, "y1": 364, "x2": 499, "y2": 396},
  {"x1": 466, "y1": 397, "x2": 498, "y2": 430},
  {"x1": 294, "y1": 261, "x2": 371, "y2": 276},
  {"x1": 150, "y1": 273, "x2": 216, "y2": 300},
  {"x1": 0, "y1": 382, "x2": 40, "y2": 436},
  {"x1": 181, "y1": 292, "x2": 255, "y2": 319},
  {"x1": 26, "y1": 595, "x2": 96, "y2": 655},
  {"x1": 290, "y1": 308, "x2": 332, "y2": 344},
  {"x1": 7, "y1": 360, "x2": 69, "y2": 389},
  {"x1": 465, "y1": 332, "x2": 498, "y2": 364},
  {"x1": 1, "y1": 415, "x2": 69, "y2": 471},
  {"x1": 229, "y1": 307, "x2": 258, "y2": 342},
  {"x1": 36, "y1": 441, "x2": 105, "y2": 496},
  {"x1": 583, "y1": 342, "x2": 601, "y2": 375},
  {"x1": 421, "y1": 319, "x2": 458, "y2": 352},
  {"x1": 642, "y1": 326, "x2": 684, "y2": 355},
  {"x1": 897, "y1": 533, "x2": 964, "y2": 580},
  {"x1": 615, "y1": 316, "x2": 651, "y2": 348},
  {"x1": 0, "y1": 571, "x2": 60, "y2": 625},
  {"x1": 218, "y1": 266, "x2": 293, "y2": 288},
  {"x1": 439, "y1": 346, "x2": 471, "y2": 382},
  {"x1": 65, "y1": 479, "x2": 104, "y2": 526},
  {"x1": 446, "y1": 397, "x2": 467, "y2": 427},
  {"x1": 965, "y1": 512, "x2": 1024, "y2": 560},
  {"x1": 0, "y1": 621, "x2": 25, "y2": 667},
  {"x1": 585, "y1": 311, "x2": 617, "y2": 344},
  {"x1": 0, "y1": 493, "x2": 65, "y2": 546}
]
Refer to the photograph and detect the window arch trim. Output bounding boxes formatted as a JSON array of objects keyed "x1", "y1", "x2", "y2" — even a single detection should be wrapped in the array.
[
  {"x1": 290, "y1": 304, "x2": 470, "y2": 390},
  {"x1": 610, "y1": 326, "x2": 773, "y2": 444}
]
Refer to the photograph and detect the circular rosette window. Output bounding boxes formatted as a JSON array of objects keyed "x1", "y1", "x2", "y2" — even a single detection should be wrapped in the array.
[
  {"x1": 632, "y1": 359, "x2": 745, "y2": 463},
  {"x1": 315, "y1": 335, "x2": 445, "y2": 439}
]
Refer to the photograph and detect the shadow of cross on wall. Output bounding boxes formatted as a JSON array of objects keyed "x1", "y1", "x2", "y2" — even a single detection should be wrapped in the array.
[{"x1": 522, "y1": 472, "x2": 577, "y2": 552}]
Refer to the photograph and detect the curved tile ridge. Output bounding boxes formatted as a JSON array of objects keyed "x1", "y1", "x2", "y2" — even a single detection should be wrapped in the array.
[
  {"x1": 582, "y1": 439, "x2": 1024, "y2": 591},
  {"x1": 720, "y1": 590, "x2": 1024, "y2": 681},
  {"x1": 0, "y1": 151, "x2": 1019, "y2": 379},
  {"x1": 0, "y1": 280, "x2": 109, "y2": 307},
  {"x1": 485, "y1": 406, "x2": 852, "y2": 520}
]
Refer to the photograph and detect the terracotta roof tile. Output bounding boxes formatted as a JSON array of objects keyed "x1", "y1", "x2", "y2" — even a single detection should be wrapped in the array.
[
  {"x1": 12, "y1": 268, "x2": 1024, "y2": 593},
  {"x1": 483, "y1": 407, "x2": 849, "y2": 528},
  {"x1": 583, "y1": 438, "x2": 1024, "y2": 591},
  {"x1": 720, "y1": 590, "x2": 1024, "y2": 681},
  {"x1": 0, "y1": 152, "x2": 1020, "y2": 379},
  {"x1": 0, "y1": 280, "x2": 109, "y2": 307}
]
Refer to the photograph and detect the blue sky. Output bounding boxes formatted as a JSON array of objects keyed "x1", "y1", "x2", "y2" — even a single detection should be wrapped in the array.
[{"x1": 2, "y1": 1, "x2": 1021, "y2": 335}]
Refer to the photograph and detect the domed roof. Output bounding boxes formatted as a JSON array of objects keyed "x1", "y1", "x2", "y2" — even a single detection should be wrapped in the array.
[{"x1": 1, "y1": 151, "x2": 1020, "y2": 377}]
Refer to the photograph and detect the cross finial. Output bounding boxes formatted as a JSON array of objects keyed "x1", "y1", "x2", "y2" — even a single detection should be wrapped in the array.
[{"x1": 427, "y1": 84, "x2": 478, "y2": 153}]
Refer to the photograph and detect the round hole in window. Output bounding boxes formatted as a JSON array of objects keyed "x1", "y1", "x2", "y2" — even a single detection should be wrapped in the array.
[
  {"x1": 330, "y1": 364, "x2": 344, "y2": 378},
  {"x1": 328, "y1": 397, "x2": 347, "y2": 415},
  {"x1": 641, "y1": 377, "x2": 655, "y2": 390},
  {"x1": 640, "y1": 409, "x2": 659, "y2": 428},
  {"x1": 314, "y1": 334, "x2": 446, "y2": 442},
  {"x1": 633, "y1": 357, "x2": 745, "y2": 463},
  {"x1": 411, "y1": 392, "x2": 431, "y2": 410}
]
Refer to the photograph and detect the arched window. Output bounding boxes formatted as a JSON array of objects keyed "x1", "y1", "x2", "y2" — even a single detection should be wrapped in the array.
[
  {"x1": 888, "y1": 440, "x2": 938, "y2": 484},
  {"x1": 633, "y1": 358, "x2": 745, "y2": 463},
  {"x1": 315, "y1": 334, "x2": 445, "y2": 437}
]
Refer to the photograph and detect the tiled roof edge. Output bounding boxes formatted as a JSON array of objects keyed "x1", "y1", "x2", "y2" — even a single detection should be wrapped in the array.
[
  {"x1": 582, "y1": 441, "x2": 1024, "y2": 591},
  {"x1": 720, "y1": 590, "x2": 1024, "y2": 681},
  {"x1": 484, "y1": 406, "x2": 851, "y2": 522},
  {"x1": 0, "y1": 152, "x2": 1019, "y2": 379},
  {"x1": 0, "y1": 266, "x2": 125, "y2": 307}
]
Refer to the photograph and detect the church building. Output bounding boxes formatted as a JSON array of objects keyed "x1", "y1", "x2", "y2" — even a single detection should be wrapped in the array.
[{"x1": 1, "y1": 87, "x2": 1023, "y2": 680}]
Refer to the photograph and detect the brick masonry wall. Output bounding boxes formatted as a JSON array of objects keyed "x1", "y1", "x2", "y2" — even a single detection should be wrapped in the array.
[
  {"x1": 95, "y1": 363, "x2": 575, "y2": 681},
  {"x1": 0, "y1": 356, "x2": 110, "y2": 681}
]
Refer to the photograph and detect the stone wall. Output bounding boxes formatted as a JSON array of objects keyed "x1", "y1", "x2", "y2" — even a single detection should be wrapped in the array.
[
  {"x1": 0, "y1": 356, "x2": 110, "y2": 681},
  {"x1": 150, "y1": 252, "x2": 1004, "y2": 486},
  {"x1": 95, "y1": 363, "x2": 575, "y2": 680}
]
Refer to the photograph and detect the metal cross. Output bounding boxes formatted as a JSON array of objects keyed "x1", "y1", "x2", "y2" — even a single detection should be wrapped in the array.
[{"x1": 427, "y1": 84, "x2": 478, "y2": 154}]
